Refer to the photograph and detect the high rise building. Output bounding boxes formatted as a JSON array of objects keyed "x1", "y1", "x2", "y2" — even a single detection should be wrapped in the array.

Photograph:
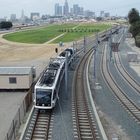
[
  {"x1": 55, "y1": 3, "x2": 62, "y2": 16},
  {"x1": 10, "y1": 14, "x2": 16, "y2": 22},
  {"x1": 100, "y1": 11, "x2": 104, "y2": 17},
  {"x1": 104, "y1": 12, "x2": 110, "y2": 17},
  {"x1": 21, "y1": 9, "x2": 24, "y2": 19},
  {"x1": 84, "y1": 10, "x2": 95, "y2": 18},
  {"x1": 20, "y1": 9, "x2": 26, "y2": 23},
  {"x1": 30, "y1": 13, "x2": 40, "y2": 20},
  {"x1": 73, "y1": 4, "x2": 79, "y2": 16},
  {"x1": 72, "y1": 4, "x2": 84, "y2": 16},
  {"x1": 63, "y1": 0, "x2": 69, "y2": 16},
  {"x1": 79, "y1": 7, "x2": 84, "y2": 15}
]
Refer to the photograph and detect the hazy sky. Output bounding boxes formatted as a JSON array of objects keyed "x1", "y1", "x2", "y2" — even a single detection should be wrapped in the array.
[{"x1": 0, "y1": 0, "x2": 140, "y2": 18}]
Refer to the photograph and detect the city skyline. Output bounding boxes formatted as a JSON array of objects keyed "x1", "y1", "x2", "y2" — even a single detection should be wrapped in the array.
[{"x1": 0, "y1": 0, "x2": 140, "y2": 18}]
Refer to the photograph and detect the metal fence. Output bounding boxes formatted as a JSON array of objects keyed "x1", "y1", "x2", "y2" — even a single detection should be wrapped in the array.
[{"x1": 5, "y1": 87, "x2": 33, "y2": 140}]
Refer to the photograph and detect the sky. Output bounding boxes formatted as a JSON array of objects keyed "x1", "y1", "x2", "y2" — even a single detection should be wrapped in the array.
[{"x1": 0, "y1": 0, "x2": 140, "y2": 18}]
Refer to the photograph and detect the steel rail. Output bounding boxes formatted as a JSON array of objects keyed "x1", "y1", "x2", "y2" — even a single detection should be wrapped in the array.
[
  {"x1": 22, "y1": 109, "x2": 52, "y2": 140},
  {"x1": 101, "y1": 45, "x2": 140, "y2": 124},
  {"x1": 114, "y1": 52, "x2": 140, "y2": 95},
  {"x1": 72, "y1": 48, "x2": 99, "y2": 140}
]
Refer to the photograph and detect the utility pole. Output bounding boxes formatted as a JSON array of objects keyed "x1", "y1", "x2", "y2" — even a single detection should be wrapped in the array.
[
  {"x1": 93, "y1": 33, "x2": 98, "y2": 81},
  {"x1": 109, "y1": 30, "x2": 112, "y2": 61},
  {"x1": 65, "y1": 51, "x2": 68, "y2": 98},
  {"x1": 84, "y1": 36, "x2": 86, "y2": 53},
  {"x1": 93, "y1": 46, "x2": 96, "y2": 81},
  {"x1": 123, "y1": 26, "x2": 125, "y2": 41}
]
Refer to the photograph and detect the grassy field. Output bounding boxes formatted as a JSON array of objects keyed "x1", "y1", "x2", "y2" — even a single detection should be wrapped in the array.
[
  {"x1": 3, "y1": 23, "x2": 111, "y2": 44},
  {"x1": 3, "y1": 24, "x2": 77, "y2": 44},
  {"x1": 53, "y1": 23, "x2": 111, "y2": 43}
]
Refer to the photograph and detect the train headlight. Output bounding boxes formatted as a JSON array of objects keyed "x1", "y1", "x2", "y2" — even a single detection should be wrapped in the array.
[
  {"x1": 33, "y1": 99, "x2": 35, "y2": 104},
  {"x1": 52, "y1": 101, "x2": 55, "y2": 106}
]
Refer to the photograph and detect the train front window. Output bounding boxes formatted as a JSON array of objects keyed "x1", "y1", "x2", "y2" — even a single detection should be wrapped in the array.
[{"x1": 36, "y1": 89, "x2": 52, "y2": 106}]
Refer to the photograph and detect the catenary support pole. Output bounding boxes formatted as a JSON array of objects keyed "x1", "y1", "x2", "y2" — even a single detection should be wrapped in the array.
[{"x1": 65, "y1": 51, "x2": 68, "y2": 98}]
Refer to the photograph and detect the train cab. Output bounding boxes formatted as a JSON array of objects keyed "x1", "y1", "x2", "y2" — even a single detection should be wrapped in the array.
[{"x1": 35, "y1": 88, "x2": 52, "y2": 108}]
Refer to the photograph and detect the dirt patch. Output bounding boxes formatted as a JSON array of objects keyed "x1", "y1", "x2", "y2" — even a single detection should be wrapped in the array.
[
  {"x1": 0, "y1": 34, "x2": 72, "y2": 61},
  {"x1": 0, "y1": 33, "x2": 71, "y2": 77}
]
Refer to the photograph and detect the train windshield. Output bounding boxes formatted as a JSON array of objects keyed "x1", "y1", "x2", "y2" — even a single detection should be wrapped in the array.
[{"x1": 36, "y1": 88, "x2": 52, "y2": 106}]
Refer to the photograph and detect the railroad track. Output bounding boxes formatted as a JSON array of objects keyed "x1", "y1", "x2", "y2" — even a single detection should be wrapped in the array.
[
  {"x1": 114, "y1": 51, "x2": 140, "y2": 95},
  {"x1": 22, "y1": 108, "x2": 53, "y2": 140},
  {"x1": 72, "y1": 48, "x2": 99, "y2": 140},
  {"x1": 101, "y1": 45, "x2": 140, "y2": 124}
]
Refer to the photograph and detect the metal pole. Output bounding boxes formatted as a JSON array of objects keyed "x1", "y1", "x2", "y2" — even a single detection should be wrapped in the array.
[
  {"x1": 93, "y1": 33, "x2": 98, "y2": 82},
  {"x1": 93, "y1": 47, "x2": 96, "y2": 80},
  {"x1": 19, "y1": 108, "x2": 21, "y2": 125},
  {"x1": 7, "y1": 133, "x2": 9, "y2": 140},
  {"x1": 123, "y1": 27, "x2": 125, "y2": 41},
  {"x1": 13, "y1": 120, "x2": 16, "y2": 139},
  {"x1": 84, "y1": 36, "x2": 86, "y2": 53},
  {"x1": 109, "y1": 30, "x2": 112, "y2": 61},
  {"x1": 96, "y1": 33, "x2": 99, "y2": 48},
  {"x1": 65, "y1": 51, "x2": 68, "y2": 98}
]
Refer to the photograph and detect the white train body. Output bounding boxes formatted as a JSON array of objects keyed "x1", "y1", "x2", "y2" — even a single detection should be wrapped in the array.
[{"x1": 34, "y1": 58, "x2": 65, "y2": 109}]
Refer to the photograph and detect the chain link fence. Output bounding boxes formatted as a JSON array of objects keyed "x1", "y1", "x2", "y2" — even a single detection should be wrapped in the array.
[{"x1": 5, "y1": 86, "x2": 33, "y2": 140}]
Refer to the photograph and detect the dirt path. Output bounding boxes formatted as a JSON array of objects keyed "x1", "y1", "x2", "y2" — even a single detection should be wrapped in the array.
[{"x1": 0, "y1": 33, "x2": 69, "y2": 76}]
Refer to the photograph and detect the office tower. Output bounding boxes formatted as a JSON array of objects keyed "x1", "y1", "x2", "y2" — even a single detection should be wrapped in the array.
[
  {"x1": 10, "y1": 14, "x2": 16, "y2": 22},
  {"x1": 55, "y1": 3, "x2": 62, "y2": 16},
  {"x1": 30, "y1": 13, "x2": 40, "y2": 20},
  {"x1": 63, "y1": 0, "x2": 69, "y2": 16},
  {"x1": 100, "y1": 11, "x2": 104, "y2": 17}
]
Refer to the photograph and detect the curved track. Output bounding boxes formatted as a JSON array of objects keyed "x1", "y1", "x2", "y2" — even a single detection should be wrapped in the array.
[
  {"x1": 114, "y1": 52, "x2": 140, "y2": 95},
  {"x1": 101, "y1": 45, "x2": 140, "y2": 124},
  {"x1": 72, "y1": 48, "x2": 99, "y2": 140}
]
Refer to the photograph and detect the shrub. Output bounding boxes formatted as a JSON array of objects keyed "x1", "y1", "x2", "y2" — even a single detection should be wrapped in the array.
[
  {"x1": 0, "y1": 21, "x2": 13, "y2": 29},
  {"x1": 135, "y1": 35, "x2": 140, "y2": 47}
]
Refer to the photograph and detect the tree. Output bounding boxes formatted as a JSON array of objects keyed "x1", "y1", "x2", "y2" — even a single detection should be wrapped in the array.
[
  {"x1": 0, "y1": 21, "x2": 13, "y2": 29},
  {"x1": 129, "y1": 21, "x2": 140, "y2": 38},
  {"x1": 128, "y1": 8, "x2": 140, "y2": 24}
]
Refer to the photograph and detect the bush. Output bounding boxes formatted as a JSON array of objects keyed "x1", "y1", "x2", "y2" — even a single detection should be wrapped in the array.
[
  {"x1": 135, "y1": 35, "x2": 140, "y2": 47},
  {"x1": 0, "y1": 21, "x2": 13, "y2": 29}
]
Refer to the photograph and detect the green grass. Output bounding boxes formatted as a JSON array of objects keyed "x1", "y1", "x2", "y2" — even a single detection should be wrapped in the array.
[
  {"x1": 3, "y1": 24, "x2": 77, "y2": 44},
  {"x1": 53, "y1": 23, "x2": 111, "y2": 43},
  {"x1": 3, "y1": 23, "x2": 111, "y2": 44}
]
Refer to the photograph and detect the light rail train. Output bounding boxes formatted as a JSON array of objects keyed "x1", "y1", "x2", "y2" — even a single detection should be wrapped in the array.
[{"x1": 34, "y1": 48, "x2": 74, "y2": 109}]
